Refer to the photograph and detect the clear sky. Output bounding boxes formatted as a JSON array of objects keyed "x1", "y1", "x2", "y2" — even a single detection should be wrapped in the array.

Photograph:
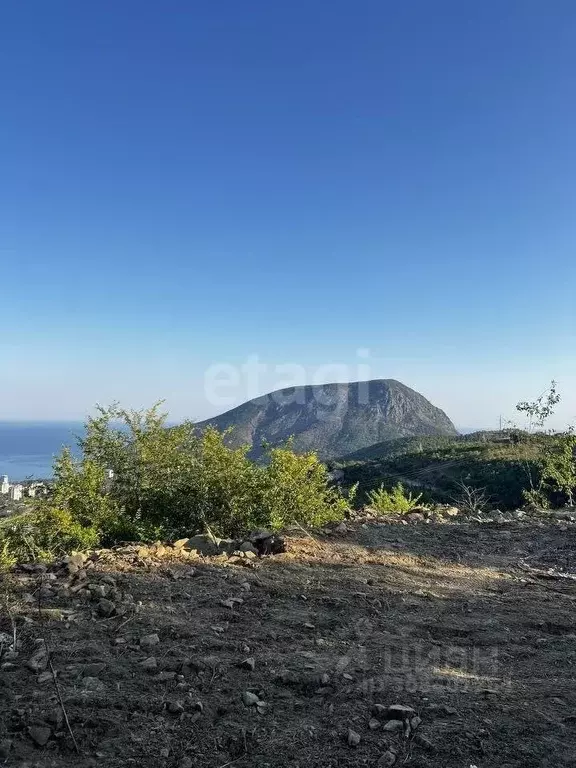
[{"x1": 1, "y1": 1, "x2": 575, "y2": 428}]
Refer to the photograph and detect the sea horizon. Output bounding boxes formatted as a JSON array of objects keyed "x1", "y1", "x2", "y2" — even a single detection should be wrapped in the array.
[{"x1": 0, "y1": 421, "x2": 84, "y2": 481}]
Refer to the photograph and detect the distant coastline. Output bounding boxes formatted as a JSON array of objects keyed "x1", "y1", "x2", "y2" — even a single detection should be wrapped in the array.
[{"x1": 0, "y1": 421, "x2": 83, "y2": 481}]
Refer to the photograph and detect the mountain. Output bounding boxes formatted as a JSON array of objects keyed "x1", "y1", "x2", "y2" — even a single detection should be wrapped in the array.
[{"x1": 197, "y1": 379, "x2": 457, "y2": 460}]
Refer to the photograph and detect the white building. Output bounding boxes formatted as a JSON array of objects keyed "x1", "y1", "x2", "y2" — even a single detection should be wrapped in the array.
[
  {"x1": 1, "y1": 475, "x2": 9, "y2": 495},
  {"x1": 9, "y1": 484, "x2": 23, "y2": 502}
]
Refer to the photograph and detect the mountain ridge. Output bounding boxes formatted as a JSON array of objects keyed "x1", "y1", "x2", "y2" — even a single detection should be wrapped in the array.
[{"x1": 197, "y1": 378, "x2": 457, "y2": 459}]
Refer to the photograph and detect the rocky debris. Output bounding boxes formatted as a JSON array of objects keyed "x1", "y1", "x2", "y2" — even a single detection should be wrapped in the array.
[
  {"x1": 347, "y1": 728, "x2": 361, "y2": 747},
  {"x1": 250, "y1": 530, "x2": 286, "y2": 556},
  {"x1": 383, "y1": 720, "x2": 404, "y2": 733},
  {"x1": 27, "y1": 725, "x2": 52, "y2": 747},
  {"x1": 378, "y1": 750, "x2": 397, "y2": 766},
  {"x1": 414, "y1": 734, "x2": 435, "y2": 751},
  {"x1": 368, "y1": 717, "x2": 381, "y2": 730},
  {"x1": 240, "y1": 657, "x2": 256, "y2": 671},
  {"x1": 166, "y1": 700, "x2": 185, "y2": 714},
  {"x1": 405, "y1": 507, "x2": 432, "y2": 520},
  {"x1": 242, "y1": 690, "x2": 262, "y2": 707},
  {"x1": 63, "y1": 552, "x2": 86, "y2": 575},
  {"x1": 26, "y1": 644, "x2": 48, "y2": 673},
  {"x1": 178, "y1": 758, "x2": 193, "y2": 768},
  {"x1": 97, "y1": 598, "x2": 116, "y2": 617},
  {"x1": 410, "y1": 715, "x2": 422, "y2": 730},
  {"x1": 386, "y1": 704, "x2": 416, "y2": 720},
  {"x1": 182, "y1": 534, "x2": 224, "y2": 556},
  {"x1": 426, "y1": 704, "x2": 457, "y2": 717},
  {"x1": 140, "y1": 657, "x2": 158, "y2": 670},
  {"x1": 139, "y1": 633, "x2": 160, "y2": 648},
  {"x1": 220, "y1": 597, "x2": 244, "y2": 609}
]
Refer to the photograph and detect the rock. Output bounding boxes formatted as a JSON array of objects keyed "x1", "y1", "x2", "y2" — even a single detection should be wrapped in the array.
[
  {"x1": 383, "y1": 720, "x2": 404, "y2": 733},
  {"x1": 252, "y1": 533, "x2": 286, "y2": 556},
  {"x1": 173, "y1": 538, "x2": 190, "y2": 550},
  {"x1": 28, "y1": 725, "x2": 52, "y2": 746},
  {"x1": 183, "y1": 534, "x2": 221, "y2": 556},
  {"x1": 21, "y1": 562, "x2": 47, "y2": 573},
  {"x1": 372, "y1": 703, "x2": 387, "y2": 718},
  {"x1": 166, "y1": 700, "x2": 184, "y2": 714},
  {"x1": 140, "y1": 657, "x2": 158, "y2": 670},
  {"x1": 410, "y1": 716, "x2": 422, "y2": 730},
  {"x1": 140, "y1": 633, "x2": 160, "y2": 648},
  {"x1": 387, "y1": 704, "x2": 416, "y2": 720},
  {"x1": 97, "y1": 598, "x2": 116, "y2": 617},
  {"x1": 89, "y1": 583, "x2": 107, "y2": 598},
  {"x1": 414, "y1": 734, "x2": 435, "y2": 751},
  {"x1": 46, "y1": 708, "x2": 64, "y2": 729},
  {"x1": 178, "y1": 759, "x2": 193, "y2": 768},
  {"x1": 369, "y1": 718, "x2": 381, "y2": 730},
  {"x1": 37, "y1": 671, "x2": 53, "y2": 684},
  {"x1": 427, "y1": 704, "x2": 457, "y2": 717},
  {"x1": 101, "y1": 574, "x2": 117, "y2": 586},
  {"x1": 378, "y1": 751, "x2": 397, "y2": 767},
  {"x1": 239, "y1": 541, "x2": 259, "y2": 555},
  {"x1": 441, "y1": 505, "x2": 460, "y2": 517},
  {"x1": 240, "y1": 657, "x2": 256, "y2": 671},
  {"x1": 26, "y1": 646, "x2": 48, "y2": 673},
  {"x1": 347, "y1": 728, "x2": 361, "y2": 747},
  {"x1": 242, "y1": 550, "x2": 257, "y2": 560},
  {"x1": 334, "y1": 522, "x2": 348, "y2": 534},
  {"x1": 242, "y1": 690, "x2": 261, "y2": 707},
  {"x1": 193, "y1": 701, "x2": 204, "y2": 713}
]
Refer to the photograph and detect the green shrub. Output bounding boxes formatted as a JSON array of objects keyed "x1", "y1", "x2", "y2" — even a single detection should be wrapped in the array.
[
  {"x1": 0, "y1": 402, "x2": 351, "y2": 564},
  {"x1": 0, "y1": 507, "x2": 100, "y2": 563},
  {"x1": 257, "y1": 445, "x2": 349, "y2": 530},
  {"x1": 367, "y1": 482, "x2": 422, "y2": 513}
]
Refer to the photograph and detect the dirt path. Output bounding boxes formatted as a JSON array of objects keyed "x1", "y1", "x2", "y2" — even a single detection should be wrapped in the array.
[{"x1": 1, "y1": 520, "x2": 575, "y2": 768}]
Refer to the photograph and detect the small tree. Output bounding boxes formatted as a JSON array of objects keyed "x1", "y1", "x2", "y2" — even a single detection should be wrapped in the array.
[{"x1": 516, "y1": 380, "x2": 560, "y2": 431}]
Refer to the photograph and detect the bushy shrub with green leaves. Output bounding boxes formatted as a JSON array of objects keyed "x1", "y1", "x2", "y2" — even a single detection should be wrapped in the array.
[
  {"x1": 367, "y1": 482, "x2": 422, "y2": 513},
  {"x1": 0, "y1": 507, "x2": 100, "y2": 564},
  {"x1": 1, "y1": 402, "x2": 351, "y2": 562},
  {"x1": 257, "y1": 445, "x2": 349, "y2": 530}
]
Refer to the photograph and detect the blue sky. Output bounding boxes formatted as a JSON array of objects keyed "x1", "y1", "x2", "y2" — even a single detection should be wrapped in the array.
[{"x1": 1, "y1": 1, "x2": 575, "y2": 427}]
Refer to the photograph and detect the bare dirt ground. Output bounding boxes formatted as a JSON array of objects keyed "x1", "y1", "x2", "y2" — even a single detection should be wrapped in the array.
[{"x1": 1, "y1": 519, "x2": 575, "y2": 768}]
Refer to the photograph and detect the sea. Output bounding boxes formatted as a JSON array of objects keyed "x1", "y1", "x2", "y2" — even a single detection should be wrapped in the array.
[{"x1": 0, "y1": 422, "x2": 84, "y2": 481}]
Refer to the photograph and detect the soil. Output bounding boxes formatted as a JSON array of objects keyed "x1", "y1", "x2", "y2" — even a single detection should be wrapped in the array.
[{"x1": 1, "y1": 518, "x2": 575, "y2": 768}]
